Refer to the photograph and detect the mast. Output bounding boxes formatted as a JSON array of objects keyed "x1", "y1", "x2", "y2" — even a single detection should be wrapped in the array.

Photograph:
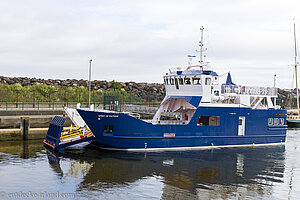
[
  {"x1": 199, "y1": 26, "x2": 204, "y2": 65},
  {"x1": 294, "y1": 21, "x2": 300, "y2": 115}
]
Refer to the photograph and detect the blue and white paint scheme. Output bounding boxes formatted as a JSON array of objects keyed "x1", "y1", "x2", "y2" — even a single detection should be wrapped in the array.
[{"x1": 77, "y1": 27, "x2": 287, "y2": 151}]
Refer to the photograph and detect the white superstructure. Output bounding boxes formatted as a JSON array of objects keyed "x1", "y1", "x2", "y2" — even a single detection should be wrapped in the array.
[{"x1": 152, "y1": 26, "x2": 278, "y2": 124}]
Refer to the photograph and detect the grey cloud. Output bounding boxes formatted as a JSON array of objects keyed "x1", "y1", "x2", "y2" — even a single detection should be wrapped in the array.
[{"x1": 0, "y1": 0, "x2": 299, "y2": 88}]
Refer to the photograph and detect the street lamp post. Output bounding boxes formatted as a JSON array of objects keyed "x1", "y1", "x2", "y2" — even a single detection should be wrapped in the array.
[
  {"x1": 88, "y1": 59, "x2": 92, "y2": 107},
  {"x1": 273, "y1": 74, "x2": 276, "y2": 88}
]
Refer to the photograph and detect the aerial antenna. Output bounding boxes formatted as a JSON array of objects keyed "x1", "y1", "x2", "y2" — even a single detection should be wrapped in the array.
[{"x1": 199, "y1": 26, "x2": 204, "y2": 65}]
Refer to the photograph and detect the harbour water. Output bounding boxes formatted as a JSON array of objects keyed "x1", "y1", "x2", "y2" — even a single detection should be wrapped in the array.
[{"x1": 0, "y1": 130, "x2": 300, "y2": 200}]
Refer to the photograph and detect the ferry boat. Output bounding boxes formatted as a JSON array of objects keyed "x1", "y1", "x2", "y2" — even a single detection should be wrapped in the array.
[{"x1": 75, "y1": 27, "x2": 287, "y2": 151}]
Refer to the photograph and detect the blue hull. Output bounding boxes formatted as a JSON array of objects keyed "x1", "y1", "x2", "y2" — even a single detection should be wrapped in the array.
[{"x1": 77, "y1": 107, "x2": 287, "y2": 150}]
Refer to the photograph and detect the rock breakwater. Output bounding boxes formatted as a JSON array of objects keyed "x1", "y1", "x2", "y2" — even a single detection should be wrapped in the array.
[{"x1": 0, "y1": 76, "x2": 165, "y2": 101}]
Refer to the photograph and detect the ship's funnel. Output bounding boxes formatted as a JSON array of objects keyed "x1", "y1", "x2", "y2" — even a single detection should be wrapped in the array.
[{"x1": 225, "y1": 72, "x2": 236, "y2": 85}]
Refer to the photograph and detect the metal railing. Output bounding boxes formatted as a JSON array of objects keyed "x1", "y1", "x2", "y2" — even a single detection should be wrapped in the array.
[
  {"x1": 0, "y1": 102, "x2": 162, "y2": 116},
  {"x1": 0, "y1": 102, "x2": 94, "y2": 110},
  {"x1": 221, "y1": 85, "x2": 277, "y2": 96},
  {"x1": 122, "y1": 104, "x2": 159, "y2": 115}
]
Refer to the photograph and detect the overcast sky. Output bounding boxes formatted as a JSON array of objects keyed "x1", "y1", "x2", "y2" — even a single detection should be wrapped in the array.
[{"x1": 1, "y1": 0, "x2": 300, "y2": 88}]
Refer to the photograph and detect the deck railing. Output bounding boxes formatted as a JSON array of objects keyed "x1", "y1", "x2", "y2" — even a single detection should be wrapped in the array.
[
  {"x1": 221, "y1": 85, "x2": 277, "y2": 96},
  {"x1": 122, "y1": 104, "x2": 158, "y2": 115}
]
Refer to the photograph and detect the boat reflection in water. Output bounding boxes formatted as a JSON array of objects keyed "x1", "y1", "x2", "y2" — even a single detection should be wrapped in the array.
[{"x1": 46, "y1": 144, "x2": 285, "y2": 199}]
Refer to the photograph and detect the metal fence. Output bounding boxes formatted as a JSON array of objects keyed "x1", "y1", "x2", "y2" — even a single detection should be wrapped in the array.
[
  {"x1": 1, "y1": 85, "x2": 297, "y2": 110},
  {"x1": 0, "y1": 87, "x2": 163, "y2": 111}
]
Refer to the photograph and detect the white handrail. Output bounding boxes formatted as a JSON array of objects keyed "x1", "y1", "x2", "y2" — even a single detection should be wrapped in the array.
[{"x1": 221, "y1": 85, "x2": 277, "y2": 96}]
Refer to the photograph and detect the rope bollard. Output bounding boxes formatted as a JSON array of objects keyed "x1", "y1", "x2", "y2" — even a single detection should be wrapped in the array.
[{"x1": 20, "y1": 117, "x2": 30, "y2": 140}]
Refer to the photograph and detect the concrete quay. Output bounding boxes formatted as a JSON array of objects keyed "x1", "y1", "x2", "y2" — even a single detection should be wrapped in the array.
[
  {"x1": 0, "y1": 108, "x2": 65, "y2": 117},
  {"x1": 0, "y1": 127, "x2": 73, "y2": 141},
  {"x1": 0, "y1": 109, "x2": 72, "y2": 141},
  {"x1": 0, "y1": 115, "x2": 71, "y2": 129},
  {"x1": 0, "y1": 128, "x2": 48, "y2": 141}
]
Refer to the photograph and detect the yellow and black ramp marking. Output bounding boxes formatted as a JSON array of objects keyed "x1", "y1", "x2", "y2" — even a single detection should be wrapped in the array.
[{"x1": 43, "y1": 116, "x2": 95, "y2": 151}]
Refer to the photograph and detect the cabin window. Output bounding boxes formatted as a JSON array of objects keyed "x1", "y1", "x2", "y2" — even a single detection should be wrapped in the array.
[
  {"x1": 103, "y1": 125, "x2": 113, "y2": 135},
  {"x1": 239, "y1": 119, "x2": 243, "y2": 125},
  {"x1": 192, "y1": 77, "x2": 201, "y2": 85},
  {"x1": 184, "y1": 77, "x2": 191, "y2": 85},
  {"x1": 205, "y1": 77, "x2": 211, "y2": 85},
  {"x1": 175, "y1": 78, "x2": 179, "y2": 89},
  {"x1": 164, "y1": 78, "x2": 167, "y2": 85},
  {"x1": 197, "y1": 116, "x2": 220, "y2": 126},
  {"x1": 165, "y1": 78, "x2": 169, "y2": 85},
  {"x1": 178, "y1": 78, "x2": 184, "y2": 85},
  {"x1": 170, "y1": 78, "x2": 174, "y2": 85},
  {"x1": 274, "y1": 118, "x2": 279, "y2": 125},
  {"x1": 279, "y1": 118, "x2": 284, "y2": 125},
  {"x1": 268, "y1": 118, "x2": 273, "y2": 125}
]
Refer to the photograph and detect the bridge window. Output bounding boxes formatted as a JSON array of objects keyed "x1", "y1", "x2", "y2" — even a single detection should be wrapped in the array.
[
  {"x1": 274, "y1": 118, "x2": 279, "y2": 125},
  {"x1": 170, "y1": 78, "x2": 174, "y2": 85},
  {"x1": 184, "y1": 77, "x2": 191, "y2": 85},
  {"x1": 192, "y1": 77, "x2": 201, "y2": 85},
  {"x1": 205, "y1": 77, "x2": 211, "y2": 85},
  {"x1": 175, "y1": 78, "x2": 179, "y2": 89},
  {"x1": 197, "y1": 116, "x2": 220, "y2": 126},
  {"x1": 178, "y1": 78, "x2": 184, "y2": 85}
]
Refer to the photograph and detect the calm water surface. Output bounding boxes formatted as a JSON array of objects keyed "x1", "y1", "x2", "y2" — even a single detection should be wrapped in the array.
[{"x1": 0, "y1": 129, "x2": 300, "y2": 200}]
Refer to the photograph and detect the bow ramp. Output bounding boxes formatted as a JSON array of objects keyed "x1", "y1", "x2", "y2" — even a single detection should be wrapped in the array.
[{"x1": 43, "y1": 116, "x2": 95, "y2": 151}]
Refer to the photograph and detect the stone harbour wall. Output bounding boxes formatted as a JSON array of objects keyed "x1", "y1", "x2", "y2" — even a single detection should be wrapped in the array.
[{"x1": 0, "y1": 76, "x2": 166, "y2": 101}]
